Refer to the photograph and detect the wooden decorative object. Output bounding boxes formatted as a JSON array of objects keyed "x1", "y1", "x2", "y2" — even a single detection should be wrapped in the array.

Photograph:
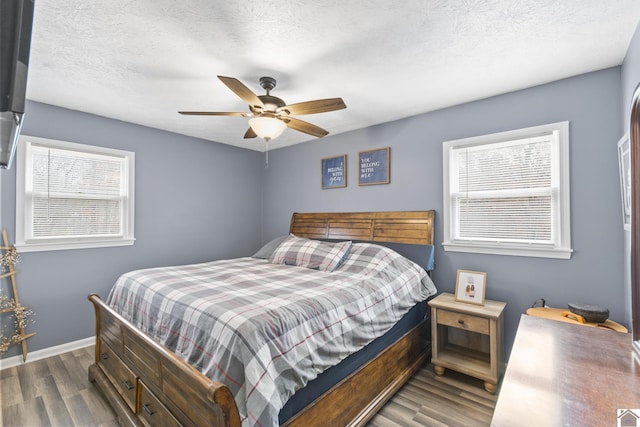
[
  {"x1": 0, "y1": 229, "x2": 36, "y2": 361},
  {"x1": 89, "y1": 210, "x2": 435, "y2": 427}
]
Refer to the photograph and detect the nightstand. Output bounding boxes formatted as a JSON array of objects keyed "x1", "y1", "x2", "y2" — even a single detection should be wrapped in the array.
[{"x1": 428, "y1": 292, "x2": 506, "y2": 393}]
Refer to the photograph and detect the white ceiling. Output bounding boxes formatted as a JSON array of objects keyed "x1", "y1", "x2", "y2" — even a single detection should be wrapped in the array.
[{"x1": 26, "y1": 1, "x2": 640, "y2": 152}]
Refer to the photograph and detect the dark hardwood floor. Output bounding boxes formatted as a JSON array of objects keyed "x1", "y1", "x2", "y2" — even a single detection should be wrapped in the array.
[
  {"x1": 0, "y1": 346, "x2": 118, "y2": 427},
  {"x1": 1, "y1": 346, "x2": 496, "y2": 426}
]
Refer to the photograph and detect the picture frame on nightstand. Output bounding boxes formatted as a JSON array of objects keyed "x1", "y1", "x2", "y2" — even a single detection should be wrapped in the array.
[{"x1": 454, "y1": 269, "x2": 486, "y2": 305}]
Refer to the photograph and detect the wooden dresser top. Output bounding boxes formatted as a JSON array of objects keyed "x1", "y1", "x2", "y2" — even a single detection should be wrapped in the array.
[{"x1": 491, "y1": 314, "x2": 639, "y2": 426}]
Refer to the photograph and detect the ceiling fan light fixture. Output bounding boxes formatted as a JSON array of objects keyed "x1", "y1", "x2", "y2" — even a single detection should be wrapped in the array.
[{"x1": 249, "y1": 116, "x2": 286, "y2": 140}]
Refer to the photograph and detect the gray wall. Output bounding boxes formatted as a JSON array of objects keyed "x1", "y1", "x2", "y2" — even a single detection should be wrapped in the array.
[
  {"x1": 261, "y1": 67, "x2": 625, "y2": 358},
  {"x1": 0, "y1": 101, "x2": 264, "y2": 358},
  {"x1": 621, "y1": 23, "x2": 640, "y2": 328}
]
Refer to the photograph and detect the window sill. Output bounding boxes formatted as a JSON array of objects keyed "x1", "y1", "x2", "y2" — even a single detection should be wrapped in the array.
[
  {"x1": 15, "y1": 238, "x2": 135, "y2": 253},
  {"x1": 442, "y1": 241, "x2": 573, "y2": 259}
]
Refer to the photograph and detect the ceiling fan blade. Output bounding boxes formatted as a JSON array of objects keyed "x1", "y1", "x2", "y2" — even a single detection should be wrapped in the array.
[
  {"x1": 283, "y1": 117, "x2": 329, "y2": 138},
  {"x1": 279, "y1": 98, "x2": 346, "y2": 115},
  {"x1": 243, "y1": 127, "x2": 257, "y2": 139},
  {"x1": 217, "y1": 75, "x2": 265, "y2": 108},
  {"x1": 178, "y1": 111, "x2": 249, "y2": 116}
]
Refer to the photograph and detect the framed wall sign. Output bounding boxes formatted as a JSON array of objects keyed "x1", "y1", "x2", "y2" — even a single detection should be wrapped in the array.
[
  {"x1": 618, "y1": 133, "x2": 631, "y2": 229},
  {"x1": 359, "y1": 147, "x2": 390, "y2": 186},
  {"x1": 454, "y1": 269, "x2": 487, "y2": 305},
  {"x1": 321, "y1": 155, "x2": 347, "y2": 189}
]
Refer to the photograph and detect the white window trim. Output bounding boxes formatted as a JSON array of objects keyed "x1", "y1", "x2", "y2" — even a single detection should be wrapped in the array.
[
  {"x1": 15, "y1": 135, "x2": 135, "y2": 252},
  {"x1": 442, "y1": 121, "x2": 572, "y2": 259}
]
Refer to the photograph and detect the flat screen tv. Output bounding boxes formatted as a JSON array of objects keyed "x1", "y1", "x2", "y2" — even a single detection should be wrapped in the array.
[{"x1": 1, "y1": 0, "x2": 35, "y2": 169}]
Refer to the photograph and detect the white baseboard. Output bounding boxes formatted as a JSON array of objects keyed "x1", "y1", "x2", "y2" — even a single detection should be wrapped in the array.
[{"x1": 0, "y1": 336, "x2": 95, "y2": 370}]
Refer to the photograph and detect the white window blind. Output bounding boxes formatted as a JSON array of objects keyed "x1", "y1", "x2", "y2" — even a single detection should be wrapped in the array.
[
  {"x1": 443, "y1": 122, "x2": 572, "y2": 259},
  {"x1": 16, "y1": 136, "x2": 135, "y2": 252}
]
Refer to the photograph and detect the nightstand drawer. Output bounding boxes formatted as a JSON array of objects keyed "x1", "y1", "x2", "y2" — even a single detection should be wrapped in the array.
[{"x1": 438, "y1": 310, "x2": 489, "y2": 334}]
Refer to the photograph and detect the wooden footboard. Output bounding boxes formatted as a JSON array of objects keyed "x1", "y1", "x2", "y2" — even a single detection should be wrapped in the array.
[
  {"x1": 88, "y1": 294, "x2": 241, "y2": 427},
  {"x1": 88, "y1": 293, "x2": 430, "y2": 427}
]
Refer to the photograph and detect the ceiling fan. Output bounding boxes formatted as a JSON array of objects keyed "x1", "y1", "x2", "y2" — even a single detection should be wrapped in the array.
[{"x1": 179, "y1": 75, "x2": 346, "y2": 141}]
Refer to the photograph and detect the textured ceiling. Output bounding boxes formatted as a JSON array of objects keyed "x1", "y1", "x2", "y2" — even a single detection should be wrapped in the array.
[{"x1": 26, "y1": 0, "x2": 640, "y2": 151}]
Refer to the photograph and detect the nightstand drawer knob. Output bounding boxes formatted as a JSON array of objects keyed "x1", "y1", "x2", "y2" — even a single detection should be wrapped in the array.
[
  {"x1": 458, "y1": 319, "x2": 464, "y2": 325},
  {"x1": 122, "y1": 380, "x2": 135, "y2": 391}
]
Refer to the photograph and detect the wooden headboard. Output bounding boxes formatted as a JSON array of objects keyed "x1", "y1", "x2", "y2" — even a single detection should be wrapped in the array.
[{"x1": 289, "y1": 210, "x2": 435, "y2": 245}]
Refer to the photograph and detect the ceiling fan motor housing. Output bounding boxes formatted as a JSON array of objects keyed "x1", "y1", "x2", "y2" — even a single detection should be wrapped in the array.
[
  {"x1": 257, "y1": 95, "x2": 286, "y2": 112},
  {"x1": 259, "y1": 76, "x2": 277, "y2": 92}
]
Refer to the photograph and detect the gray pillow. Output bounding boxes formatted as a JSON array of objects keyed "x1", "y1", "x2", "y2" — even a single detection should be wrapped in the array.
[{"x1": 251, "y1": 235, "x2": 289, "y2": 259}]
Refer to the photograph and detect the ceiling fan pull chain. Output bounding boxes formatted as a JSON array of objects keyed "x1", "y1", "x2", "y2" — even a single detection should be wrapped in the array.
[{"x1": 265, "y1": 138, "x2": 269, "y2": 168}]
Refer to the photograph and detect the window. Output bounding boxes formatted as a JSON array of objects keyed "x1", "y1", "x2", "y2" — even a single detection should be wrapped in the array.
[
  {"x1": 15, "y1": 135, "x2": 135, "y2": 252},
  {"x1": 442, "y1": 122, "x2": 572, "y2": 259}
]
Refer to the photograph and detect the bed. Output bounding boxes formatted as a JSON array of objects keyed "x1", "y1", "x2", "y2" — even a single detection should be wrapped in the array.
[{"x1": 88, "y1": 210, "x2": 436, "y2": 427}]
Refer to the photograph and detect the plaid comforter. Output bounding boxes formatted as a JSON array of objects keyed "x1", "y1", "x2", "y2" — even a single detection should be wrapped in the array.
[{"x1": 107, "y1": 243, "x2": 437, "y2": 427}]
